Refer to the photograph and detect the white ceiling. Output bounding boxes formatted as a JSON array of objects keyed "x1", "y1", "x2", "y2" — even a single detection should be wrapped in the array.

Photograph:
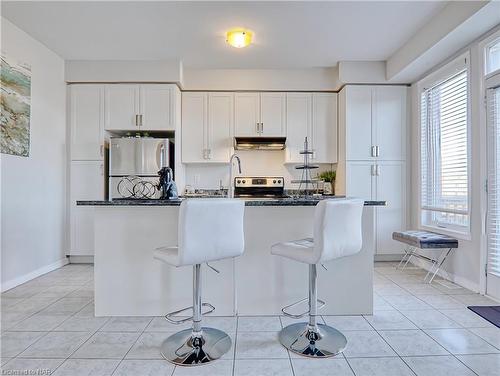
[{"x1": 2, "y1": 1, "x2": 448, "y2": 69}]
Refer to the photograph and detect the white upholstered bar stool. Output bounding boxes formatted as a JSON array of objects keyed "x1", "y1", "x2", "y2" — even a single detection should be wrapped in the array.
[
  {"x1": 271, "y1": 199, "x2": 364, "y2": 358},
  {"x1": 154, "y1": 198, "x2": 245, "y2": 366}
]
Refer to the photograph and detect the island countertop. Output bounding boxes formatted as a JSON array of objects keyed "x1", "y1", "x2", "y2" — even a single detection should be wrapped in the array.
[{"x1": 77, "y1": 197, "x2": 386, "y2": 207}]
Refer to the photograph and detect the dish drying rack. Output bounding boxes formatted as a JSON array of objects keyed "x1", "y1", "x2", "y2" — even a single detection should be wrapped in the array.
[{"x1": 291, "y1": 137, "x2": 319, "y2": 198}]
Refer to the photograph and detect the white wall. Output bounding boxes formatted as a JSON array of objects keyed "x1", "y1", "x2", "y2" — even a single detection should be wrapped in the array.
[
  {"x1": 182, "y1": 67, "x2": 340, "y2": 91},
  {"x1": 65, "y1": 59, "x2": 183, "y2": 85},
  {"x1": 409, "y1": 24, "x2": 500, "y2": 293},
  {"x1": 184, "y1": 151, "x2": 334, "y2": 190},
  {"x1": 1, "y1": 18, "x2": 68, "y2": 291},
  {"x1": 337, "y1": 61, "x2": 387, "y2": 84}
]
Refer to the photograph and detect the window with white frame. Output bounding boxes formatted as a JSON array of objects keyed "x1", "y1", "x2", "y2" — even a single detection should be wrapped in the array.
[
  {"x1": 486, "y1": 37, "x2": 500, "y2": 75},
  {"x1": 420, "y1": 62, "x2": 470, "y2": 233}
]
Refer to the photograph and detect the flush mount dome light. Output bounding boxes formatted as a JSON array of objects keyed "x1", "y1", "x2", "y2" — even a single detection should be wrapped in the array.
[{"x1": 226, "y1": 29, "x2": 253, "y2": 48}]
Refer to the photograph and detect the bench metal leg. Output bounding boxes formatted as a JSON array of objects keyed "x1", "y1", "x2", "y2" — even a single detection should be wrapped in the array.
[
  {"x1": 426, "y1": 248, "x2": 453, "y2": 284},
  {"x1": 401, "y1": 246, "x2": 416, "y2": 270},
  {"x1": 397, "y1": 246, "x2": 411, "y2": 269}
]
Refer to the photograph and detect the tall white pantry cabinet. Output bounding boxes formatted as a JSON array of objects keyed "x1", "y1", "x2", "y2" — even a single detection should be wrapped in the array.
[
  {"x1": 337, "y1": 85, "x2": 408, "y2": 256},
  {"x1": 68, "y1": 84, "x2": 105, "y2": 257},
  {"x1": 68, "y1": 83, "x2": 179, "y2": 257}
]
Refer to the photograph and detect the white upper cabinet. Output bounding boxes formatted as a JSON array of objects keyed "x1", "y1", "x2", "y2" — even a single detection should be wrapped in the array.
[
  {"x1": 69, "y1": 84, "x2": 104, "y2": 160},
  {"x1": 105, "y1": 84, "x2": 175, "y2": 131},
  {"x1": 181, "y1": 92, "x2": 233, "y2": 163},
  {"x1": 342, "y1": 85, "x2": 407, "y2": 161},
  {"x1": 260, "y1": 93, "x2": 286, "y2": 136},
  {"x1": 207, "y1": 92, "x2": 233, "y2": 162},
  {"x1": 182, "y1": 92, "x2": 207, "y2": 163},
  {"x1": 285, "y1": 92, "x2": 337, "y2": 163},
  {"x1": 140, "y1": 84, "x2": 174, "y2": 131},
  {"x1": 312, "y1": 93, "x2": 337, "y2": 163},
  {"x1": 344, "y1": 86, "x2": 373, "y2": 160},
  {"x1": 286, "y1": 93, "x2": 311, "y2": 163},
  {"x1": 234, "y1": 92, "x2": 286, "y2": 137},
  {"x1": 373, "y1": 86, "x2": 407, "y2": 161},
  {"x1": 234, "y1": 93, "x2": 260, "y2": 136},
  {"x1": 104, "y1": 84, "x2": 139, "y2": 131}
]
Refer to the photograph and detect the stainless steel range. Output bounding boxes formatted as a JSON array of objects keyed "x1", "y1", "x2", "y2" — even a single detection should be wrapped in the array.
[{"x1": 234, "y1": 177, "x2": 289, "y2": 199}]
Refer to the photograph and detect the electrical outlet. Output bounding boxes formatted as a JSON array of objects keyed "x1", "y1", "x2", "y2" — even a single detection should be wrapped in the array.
[{"x1": 193, "y1": 174, "x2": 200, "y2": 187}]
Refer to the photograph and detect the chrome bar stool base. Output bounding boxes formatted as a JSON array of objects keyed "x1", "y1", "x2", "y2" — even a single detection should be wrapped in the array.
[
  {"x1": 160, "y1": 327, "x2": 232, "y2": 366},
  {"x1": 279, "y1": 322, "x2": 347, "y2": 358}
]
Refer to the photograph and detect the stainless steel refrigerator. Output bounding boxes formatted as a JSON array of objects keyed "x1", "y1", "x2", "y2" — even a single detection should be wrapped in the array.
[{"x1": 109, "y1": 137, "x2": 173, "y2": 199}]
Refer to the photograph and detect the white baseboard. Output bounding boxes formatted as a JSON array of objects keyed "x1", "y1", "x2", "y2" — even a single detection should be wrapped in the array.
[
  {"x1": 1, "y1": 257, "x2": 69, "y2": 292},
  {"x1": 68, "y1": 255, "x2": 94, "y2": 264},
  {"x1": 375, "y1": 254, "x2": 405, "y2": 262},
  {"x1": 410, "y1": 258, "x2": 480, "y2": 293}
]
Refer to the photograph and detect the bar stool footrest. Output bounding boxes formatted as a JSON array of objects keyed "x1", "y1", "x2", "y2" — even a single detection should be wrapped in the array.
[
  {"x1": 164, "y1": 302, "x2": 215, "y2": 324},
  {"x1": 281, "y1": 298, "x2": 326, "y2": 319}
]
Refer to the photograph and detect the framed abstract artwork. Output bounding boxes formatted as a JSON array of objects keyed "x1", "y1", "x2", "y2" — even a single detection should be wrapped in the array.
[{"x1": 1, "y1": 54, "x2": 31, "y2": 157}]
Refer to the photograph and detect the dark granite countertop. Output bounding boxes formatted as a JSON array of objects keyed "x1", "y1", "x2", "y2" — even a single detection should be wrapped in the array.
[{"x1": 77, "y1": 197, "x2": 386, "y2": 207}]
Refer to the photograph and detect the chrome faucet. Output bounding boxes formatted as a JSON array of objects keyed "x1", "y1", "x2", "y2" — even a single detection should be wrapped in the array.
[{"x1": 228, "y1": 153, "x2": 242, "y2": 198}]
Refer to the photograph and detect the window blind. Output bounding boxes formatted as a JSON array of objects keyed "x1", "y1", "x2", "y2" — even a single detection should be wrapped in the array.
[
  {"x1": 420, "y1": 69, "x2": 469, "y2": 229},
  {"x1": 487, "y1": 85, "x2": 500, "y2": 276}
]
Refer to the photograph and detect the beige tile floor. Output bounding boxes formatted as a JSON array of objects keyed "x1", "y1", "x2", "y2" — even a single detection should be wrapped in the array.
[{"x1": 1, "y1": 262, "x2": 499, "y2": 375}]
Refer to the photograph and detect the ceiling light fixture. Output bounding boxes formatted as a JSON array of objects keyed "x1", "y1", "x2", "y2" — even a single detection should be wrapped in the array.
[{"x1": 226, "y1": 29, "x2": 253, "y2": 48}]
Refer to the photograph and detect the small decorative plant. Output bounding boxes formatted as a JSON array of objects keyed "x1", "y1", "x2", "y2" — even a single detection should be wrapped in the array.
[
  {"x1": 318, "y1": 170, "x2": 336, "y2": 183},
  {"x1": 318, "y1": 170, "x2": 336, "y2": 195}
]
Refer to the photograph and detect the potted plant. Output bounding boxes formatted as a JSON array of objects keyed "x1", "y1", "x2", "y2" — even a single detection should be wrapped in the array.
[{"x1": 318, "y1": 170, "x2": 336, "y2": 195}]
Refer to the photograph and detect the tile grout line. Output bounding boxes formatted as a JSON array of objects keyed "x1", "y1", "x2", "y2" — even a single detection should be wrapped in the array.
[
  {"x1": 361, "y1": 310, "x2": 418, "y2": 375},
  {"x1": 109, "y1": 316, "x2": 154, "y2": 375},
  {"x1": 374, "y1": 268, "x2": 486, "y2": 376},
  {"x1": 232, "y1": 315, "x2": 239, "y2": 376},
  {"x1": 279, "y1": 316, "x2": 296, "y2": 376}
]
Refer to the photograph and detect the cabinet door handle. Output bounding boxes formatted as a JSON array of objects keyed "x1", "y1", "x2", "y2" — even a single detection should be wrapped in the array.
[
  {"x1": 371, "y1": 146, "x2": 376, "y2": 157},
  {"x1": 139, "y1": 114, "x2": 143, "y2": 127},
  {"x1": 135, "y1": 114, "x2": 139, "y2": 127},
  {"x1": 376, "y1": 165, "x2": 380, "y2": 176},
  {"x1": 260, "y1": 122, "x2": 263, "y2": 133},
  {"x1": 100, "y1": 145, "x2": 104, "y2": 157},
  {"x1": 376, "y1": 146, "x2": 380, "y2": 157},
  {"x1": 207, "y1": 149, "x2": 211, "y2": 159},
  {"x1": 202, "y1": 149, "x2": 207, "y2": 159},
  {"x1": 256, "y1": 123, "x2": 260, "y2": 133}
]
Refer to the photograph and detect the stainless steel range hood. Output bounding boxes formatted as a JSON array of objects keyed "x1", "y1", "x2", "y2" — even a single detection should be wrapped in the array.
[{"x1": 234, "y1": 137, "x2": 286, "y2": 150}]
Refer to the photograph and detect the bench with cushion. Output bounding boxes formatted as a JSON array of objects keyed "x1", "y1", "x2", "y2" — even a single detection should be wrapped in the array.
[{"x1": 392, "y1": 230, "x2": 458, "y2": 283}]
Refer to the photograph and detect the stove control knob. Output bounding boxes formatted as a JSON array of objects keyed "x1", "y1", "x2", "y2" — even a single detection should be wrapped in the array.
[
  {"x1": 273, "y1": 180, "x2": 276, "y2": 184},
  {"x1": 242, "y1": 180, "x2": 246, "y2": 184},
  {"x1": 237, "y1": 180, "x2": 241, "y2": 184},
  {"x1": 278, "y1": 180, "x2": 282, "y2": 184}
]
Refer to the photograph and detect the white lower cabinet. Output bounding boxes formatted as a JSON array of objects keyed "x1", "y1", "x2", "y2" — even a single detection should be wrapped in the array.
[
  {"x1": 345, "y1": 162, "x2": 374, "y2": 200},
  {"x1": 345, "y1": 161, "x2": 405, "y2": 255},
  {"x1": 70, "y1": 161, "x2": 105, "y2": 256},
  {"x1": 375, "y1": 161, "x2": 406, "y2": 255}
]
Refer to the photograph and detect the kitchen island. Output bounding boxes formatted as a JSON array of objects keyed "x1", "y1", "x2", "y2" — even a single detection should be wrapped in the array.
[{"x1": 78, "y1": 198, "x2": 384, "y2": 316}]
